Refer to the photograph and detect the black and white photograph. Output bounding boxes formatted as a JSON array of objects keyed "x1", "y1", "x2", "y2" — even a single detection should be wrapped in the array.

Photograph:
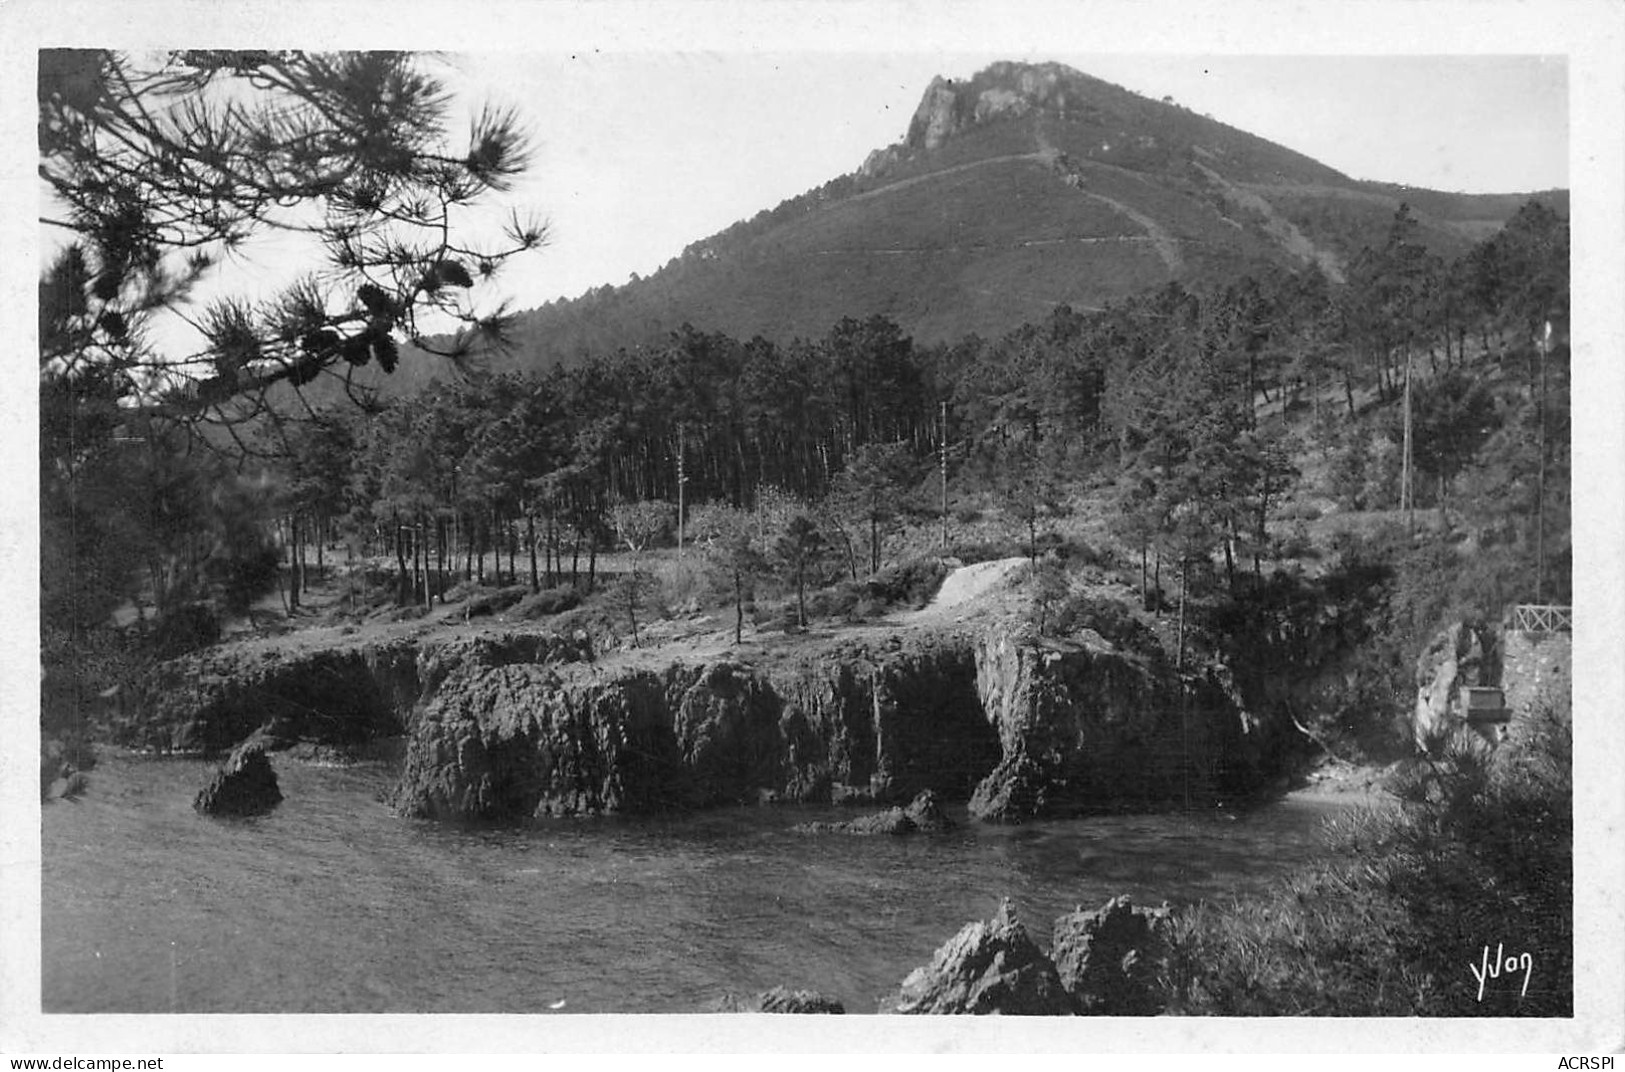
[{"x1": 4, "y1": 0, "x2": 1622, "y2": 1059}]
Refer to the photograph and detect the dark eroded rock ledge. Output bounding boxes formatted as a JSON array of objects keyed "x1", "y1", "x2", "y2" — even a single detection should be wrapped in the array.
[{"x1": 120, "y1": 620, "x2": 1257, "y2": 823}]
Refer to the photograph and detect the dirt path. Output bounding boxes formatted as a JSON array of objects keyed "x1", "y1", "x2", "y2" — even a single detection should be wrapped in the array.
[
  {"x1": 894, "y1": 557, "x2": 1030, "y2": 628},
  {"x1": 1194, "y1": 163, "x2": 1344, "y2": 282}
]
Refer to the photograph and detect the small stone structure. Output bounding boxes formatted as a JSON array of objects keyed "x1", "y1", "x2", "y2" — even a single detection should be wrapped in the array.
[{"x1": 1413, "y1": 606, "x2": 1571, "y2": 750}]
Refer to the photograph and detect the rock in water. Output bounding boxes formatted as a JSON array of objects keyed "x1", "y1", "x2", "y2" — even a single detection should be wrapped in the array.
[
  {"x1": 1050, "y1": 896, "x2": 1173, "y2": 1015},
  {"x1": 755, "y1": 987, "x2": 846, "y2": 1014},
  {"x1": 194, "y1": 740, "x2": 283, "y2": 817},
  {"x1": 795, "y1": 789, "x2": 957, "y2": 835},
  {"x1": 967, "y1": 753, "x2": 1052, "y2": 823},
  {"x1": 706, "y1": 987, "x2": 846, "y2": 1014},
  {"x1": 885, "y1": 899, "x2": 1074, "y2": 1015}
]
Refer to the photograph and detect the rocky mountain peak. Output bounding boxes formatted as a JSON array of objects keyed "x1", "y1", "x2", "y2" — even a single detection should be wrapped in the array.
[{"x1": 903, "y1": 61, "x2": 1087, "y2": 151}]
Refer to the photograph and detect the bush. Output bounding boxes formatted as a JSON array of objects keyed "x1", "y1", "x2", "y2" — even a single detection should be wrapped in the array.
[
  {"x1": 207, "y1": 544, "x2": 282, "y2": 616},
  {"x1": 653, "y1": 555, "x2": 708, "y2": 613},
  {"x1": 805, "y1": 580, "x2": 864, "y2": 621},
  {"x1": 1274, "y1": 521, "x2": 1319, "y2": 561},
  {"x1": 1049, "y1": 593, "x2": 1162, "y2": 656},
  {"x1": 1163, "y1": 695, "x2": 1571, "y2": 1016},
  {"x1": 1276, "y1": 501, "x2": 1324, "y2": 522},
  {"x1": 804, "y1": 557, "x2": 949, "y2": 621},
  {"x1": 865, "y1": 557, "x2": 949, "y2": 608},
  {"x1": 510, "y1": 585, "x2": 582, "y2": 620},
  {"x1": 149, "y1": 602, "x2": 221, "y2": 658},
  {"x1": 464, "y1": 585, "x2": 530, "y2": 617},
  {"x1": 949, "y1": 538, "x2": 1025, "y2": 565}
]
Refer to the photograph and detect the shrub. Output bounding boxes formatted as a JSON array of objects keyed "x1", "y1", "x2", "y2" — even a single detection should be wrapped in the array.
[
  {"x1": 805, "y1": 557, "x2": 949, "y2": 621},
  {"x1": 1162, "y1": 695, "x2": 1571, "y2": 1017},
  {"x1": 950, "y1": 538, "x2": 1025, "y2": 565},
  {"x1": 1274, "y1": 521, "x2": 1319, "y2": 561},
  {"x1": 1276, "y1": 501, "x2": 1324, "y2": 523},
  {"x1": 464, "y1": 585, "x2": 530, "y2": 617},
  {"x1": 150, "y1": 602, "x2": 221, "y2": 658},
  {"x1": 865, "y1": 557, "x2": 949, "y2": 608},
  {"x1": 654, "y1": 555, "x2": 709, "y2": 613},
  {"x1": 1050, "y1": 593, "x2": 1161, "y2": 656},
  {"x1": 207, "y1": 544, "x2": 282, "y2": 616},
  {"x1": 510, "y1": 585, "x2": 582, "y2": 620}
]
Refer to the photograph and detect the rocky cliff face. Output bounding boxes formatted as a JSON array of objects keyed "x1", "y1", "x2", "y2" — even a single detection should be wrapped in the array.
[
  {"x1": 112, "y1": 631, "x2": 590, "y2": 754},
  {"x1": 1413, "y1": 621, "x2": 1499, "y2": 746},
  {"x1": 903, "y1": 62, "x2": 1076, "y2": 152},
  {"x1": 121, "y1": 617, "x2": 1252, "y2": 822},
  {"x1": 391, "y1": 632, "x2": 1004, "y2": 820},
  {"x1": 391, "y1": 625, "x2": 1246, "y2": 822},
  {"x1": 969, "y1": 631, "x2": 1240, "y2": 821}
]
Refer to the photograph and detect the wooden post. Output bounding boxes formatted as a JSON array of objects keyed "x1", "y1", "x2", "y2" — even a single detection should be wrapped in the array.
[
  {"x1": 1401, "y1": 343, "x2": 1414, "y2": 531},
  {"x1": 1536, "y1": 321, "x2": 1550, "y2": 602},
  {"x1": 940, "y1": 400, "x2": 949, "y2": 554},
  {"x1": 1176, "y1": 556, "x2": 1187, "y2": 672},
  {"x1": 677, "y1": 424, "x2": 686, "y2": 558}
]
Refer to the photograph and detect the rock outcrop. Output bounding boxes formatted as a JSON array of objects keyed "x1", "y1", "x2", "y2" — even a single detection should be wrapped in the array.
[
  {"x1": 122, "y1": 611, "x2": 1251, "y2": 823},
  {"x1": 1413, "y1": 621, "x2": 1498, "y2": 746},
  {"x1": 903, "y1": 63, "x2": 1077, "y2": 153},
  {"x1": 794, "y1": 789, "x2": 956, "y2": 835},
  {"x1": 392, "y1": 623, "x2": 1247, "y2": 821},
  {"x1": 194, "y1": 739, "x2": 283, "y2": 816},
  {"x1": 969, "y1": 631, "x2": 1238, "y2": 821},
  {"x1": 393, "y1": 634, "x2": 1002, "y2": 820},
  {"x1": 1050, "y1": 896, "x2": 1173, "y2": 1015},
  {"x1": 709, "y1": 987, "x2": 846, "y2": 1014},
  {"x1": 885, "y1": 895, "x2": 1178, "y2": 1015},
  {"x1": 114, "y1": 630, "x2": 591, "y2": 755},
  {"x1": 884, "y1": 900, "x2": 1074, "y2": 1015}
]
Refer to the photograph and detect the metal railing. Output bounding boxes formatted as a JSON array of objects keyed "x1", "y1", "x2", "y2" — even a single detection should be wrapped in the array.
[{"x1": 1510, "y1": 604, "x2": 1572, "y2": 634}]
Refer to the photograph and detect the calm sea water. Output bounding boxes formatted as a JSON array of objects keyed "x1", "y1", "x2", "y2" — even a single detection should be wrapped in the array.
[{"x1": 42, "y1": 748, "x2": 1360, "y2": 1014}]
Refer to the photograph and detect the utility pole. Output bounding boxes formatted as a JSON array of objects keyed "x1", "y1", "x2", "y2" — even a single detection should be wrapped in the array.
[
  {"x1": 1401, "y1": 342, "x2": 1414, "y2": 532},
  {"x1": 1536, "y1": 320, "x2": 1550, "y2": 602},
  {"x1": 1176, "y1": 556, "x2": 1187, "y2": 673},
  {"x1": 676, "y1": 424, "x2": 687, "y2": 558},
  {"x1": 939, "y1": 400, "x2": 949, "y2": 554}
]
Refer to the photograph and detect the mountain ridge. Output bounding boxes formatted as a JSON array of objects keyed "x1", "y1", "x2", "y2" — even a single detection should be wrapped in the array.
[{"x1": 389, "y1": 60, "x2": 1566, "y2": 387}]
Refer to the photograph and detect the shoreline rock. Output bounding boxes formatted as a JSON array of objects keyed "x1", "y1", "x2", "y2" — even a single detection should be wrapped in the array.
[
  {"x1": 794, "y1": 789, "x2": 956, "y2": 835},
  {"x1": 709, "y1": 987, "x2": 846, "y2": 1014},
  {"x1": 884, "y1": 895, "x2": 1179, "y2": 1016},
  {"x1": 194, "y1": 739, "x2": 283, "y2": 817},
  {"x1": 1051, "y1": 896, "x2": 1173, "y2": 1015},
  {"x1": 884, "y1": 899, "x2": 1074, "y2": 1015},
  {"x1": 119, "y1": 618, "x2": 1257, "y2": 824}
]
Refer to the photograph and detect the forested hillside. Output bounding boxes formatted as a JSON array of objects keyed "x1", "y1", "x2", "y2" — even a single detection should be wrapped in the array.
[{"x1": 45, "y1": 191, "x2": 1569, "y2": 771}]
